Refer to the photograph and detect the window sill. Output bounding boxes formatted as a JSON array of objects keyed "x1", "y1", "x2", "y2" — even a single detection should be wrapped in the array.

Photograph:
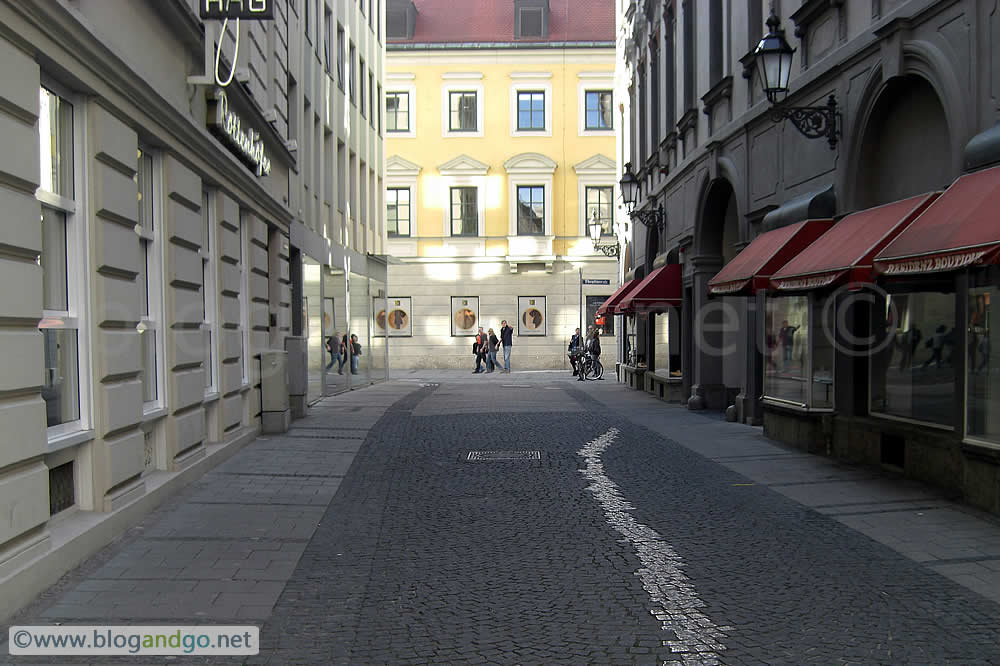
[
  {"x1": 761, "y1": 397, "x2": 834, "y2": 414},
  {"x1": 47, "y1": 428, "x2": 96, "y2": 455},
  {"x1": 142, "y1": 406, "x2": 169, "y2": 423},
  {"x1": 869, "y1": 412, "x2": 955, "y2": 432},
  {"x1": 203, "y1": 391, "x2": 220, "y2": 404}
]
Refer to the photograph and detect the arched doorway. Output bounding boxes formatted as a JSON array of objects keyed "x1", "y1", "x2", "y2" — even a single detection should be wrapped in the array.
[
  {"x1": 688, "y1": 178, "x2": 744, "y2": 410},
  {"x1": 854, "y1": 75, "x2": 951, "y2": 209}
]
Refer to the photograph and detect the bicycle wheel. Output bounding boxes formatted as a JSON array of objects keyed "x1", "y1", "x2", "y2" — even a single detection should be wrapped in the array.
[{"x1": 592, "y1": 359, "x2": 604, "y2": 379}]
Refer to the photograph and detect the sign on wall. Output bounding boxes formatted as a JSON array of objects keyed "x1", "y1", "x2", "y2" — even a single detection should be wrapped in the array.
[
  {"x1": 207, "y1": 89, "x2": 272, "y2": 177},
  {"x1": 200, "y1": 0, "x2": 275, "y2": 20}
]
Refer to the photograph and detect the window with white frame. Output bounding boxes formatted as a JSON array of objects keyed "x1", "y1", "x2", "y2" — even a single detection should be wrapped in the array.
[
  {"x1": 449, "y1": 91, "x2": 477, "y2": 132},
  {"x1": 369, "y1": 72, "x2": 375, "y2": 128},
  {"x1": 360, "y1": 58, "x2": 367, "y2": 118},
  {"x1": 349, "y1": 44, "x2": 356, "y2": 105},
  {"x1": 585, "y1": 186, "x2": 613, "y2": 235},
  {"x1": 450, "y1": 187, "x2": 478, "y2": 236},
  {"x1": 38, "y1": 85, "x2": 88, "y2": 435},
  {"x1": 201, "y1": 190, "x2": 218, "y2": 394},
  {"x1": 516, "y1": 185, "x2": 545, "y2": 236},
  {"x1": 516, "y1": 91, "x2": 545, "y2": 131},
  {"x1": 135, "y1": 145, "x2": 163, "y2": 409},
  {"x1": 386, "y1": 187, "x2": 410, "y2": 237},
  {"x1": 324, "y1": 8, "x2": 332, "y2": 72},
  {"x1": 336, "y1": 25, "x2": 345, "y2": 91},
  {"x1": 386, "y1": 92, "x2": 409, "y2": 132},
  {"x1": 585, "y1": 90, "x2": 614, "y2": 130},
  {"x1": 239, "y1": 210, "x2": 251, "y2": 385}
]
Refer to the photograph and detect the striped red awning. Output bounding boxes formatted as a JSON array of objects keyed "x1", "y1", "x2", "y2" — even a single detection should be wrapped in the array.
[
  {"x1": 617, "y1": 265, "x2": 682, "y2": 314},
  {"x1": 770, "y1": 192, "x2": 940, "y2": 291},
  {"x1": 595, "y1": 279, "x2": 640, "y2": 317},
  {"x1": 707, "y1": 219, "x2": 834, "y2": 296},
  {"x1": 874, "y1": 165, "x2": 1000, "y2": 276}
]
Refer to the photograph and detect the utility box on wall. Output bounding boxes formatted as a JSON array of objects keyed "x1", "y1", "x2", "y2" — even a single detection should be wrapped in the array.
[{"x1": 260, "y1": 350, "x2": 291, "y2": 433}]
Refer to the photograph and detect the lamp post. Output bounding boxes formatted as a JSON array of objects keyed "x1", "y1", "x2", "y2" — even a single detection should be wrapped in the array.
[
  {"x1": 754, "y1": 11, "x2": 840, "y2": 149},
  {"x1": 618, "y1": 163, "x2": 664, "y2": 230}
]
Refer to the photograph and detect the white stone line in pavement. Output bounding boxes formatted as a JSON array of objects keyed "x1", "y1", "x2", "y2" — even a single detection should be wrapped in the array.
[{"x1": 578, "y1": 428, "x2": 731, "y2": 665}]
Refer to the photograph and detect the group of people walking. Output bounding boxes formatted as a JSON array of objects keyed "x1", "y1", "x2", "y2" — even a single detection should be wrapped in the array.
[
  {"x1": 473, "y1": 321, "x2": 513, "y2": 373},
  {"x1": 325, "y1": 333, "x2": 363, "y2": 375}
]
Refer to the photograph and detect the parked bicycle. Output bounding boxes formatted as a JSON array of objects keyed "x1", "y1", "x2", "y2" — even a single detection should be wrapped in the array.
[{"x1": 568, "y1": 349, "x2": 604, "y2": 380}]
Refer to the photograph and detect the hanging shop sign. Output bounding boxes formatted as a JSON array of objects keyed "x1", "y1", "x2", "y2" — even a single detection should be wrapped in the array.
[
  {"x1": 200, "y1": 0, "x2": 274, "y2": 20},
  {"x1": 207, "y1": 88, "x2": 272, "y2": 177}
]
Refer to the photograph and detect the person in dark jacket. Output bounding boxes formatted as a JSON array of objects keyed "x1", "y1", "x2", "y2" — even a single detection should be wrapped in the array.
[
  {"x1": 473, "y1": 327, "x2": 487, "y2": 373},
  {"x1": 487, "y1": 328, "x2": 500, "y2": 373},
  {"x1": 350, "y1": 334, "x2": 361, "y2": 375},
  {"x1": 578, "y1": 328, "x2": 601, "y2": 382},
  {"x1": 568, "y1": 327, "x2": 582, "y2": 376},
  {"x1": 499, "y1": 320, "x2": 514, "y2": 373}
]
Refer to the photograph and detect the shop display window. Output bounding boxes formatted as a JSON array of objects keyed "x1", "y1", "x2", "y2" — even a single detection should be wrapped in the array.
[
  {"x1": 967, "y1": 270, "x2": 999, "y2": 445},
  {"x1": 763, "y1": 295, "x2": 834, "y2": 408}
]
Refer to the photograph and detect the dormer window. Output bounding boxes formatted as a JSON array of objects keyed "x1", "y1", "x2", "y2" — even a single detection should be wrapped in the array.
[{"x1": 515, "y1": 0, "x2": 549, "y2": 39}]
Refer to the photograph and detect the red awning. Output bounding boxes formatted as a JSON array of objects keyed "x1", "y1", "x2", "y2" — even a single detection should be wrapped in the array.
[
  {"x1": 875, "y1": 165, "x2": 1000, "y2": 276},
  {"x1": 617, "y1": 265, "x2": 682, "y2": 314},
  {"x1": 707, "y1": 219, "x2": 835, "y2": 295},
  {"x1": 770, "y1": 192, "x2": 940, "y2": 291},
  {"x1": 595, "y1": 279, "x2": 641, "y2": 317}
]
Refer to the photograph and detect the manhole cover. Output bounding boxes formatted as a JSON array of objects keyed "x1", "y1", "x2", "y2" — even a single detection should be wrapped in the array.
[{"x1": 465, "y1": 450, "x2": 542, "y2": 462}]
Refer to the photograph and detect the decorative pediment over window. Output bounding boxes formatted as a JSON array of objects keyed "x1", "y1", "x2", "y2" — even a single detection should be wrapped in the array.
[
  {"x1": 438, "y1": 154, "x2": 490, "y2": 176},
  {"x1": 503, "y1": 152, "x2": 557, "y2": 174},
  {"x1": 573, "y1": 154, "x2": 617, "y2": 176},
  {"x1": 386, "y1": 154, "x2": 422, "y2": 177}
]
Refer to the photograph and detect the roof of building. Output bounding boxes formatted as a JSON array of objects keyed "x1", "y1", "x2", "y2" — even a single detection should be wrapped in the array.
[{"x1": 388, "y1": 0, "x2": 615, "y2": 48}]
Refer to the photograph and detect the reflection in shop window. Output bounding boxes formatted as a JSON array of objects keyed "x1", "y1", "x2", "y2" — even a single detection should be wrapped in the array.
[
  {"x1": 42, "y1": 329, "x2": 80, "y2": 427},
  {"x1": 763, "y1": 295, "x2": 833, "y2": 408},
  {"x1": 968, "y1": 275, "x2": 998, "y2": 444},
  {"x1": 652, "y1": 310, "x2": 680, "y2": 377},
  {"x1": 870, "y1": 290, "x2": 956, "y2": 427},
  {"x1": 586, "y1": 295, "x2": 614, "y2": 336}
]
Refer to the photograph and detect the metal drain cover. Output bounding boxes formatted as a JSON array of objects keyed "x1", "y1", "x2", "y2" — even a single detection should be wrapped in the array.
[{"x1": 466, "y1": 450, "x2": 542, "y2": 462}]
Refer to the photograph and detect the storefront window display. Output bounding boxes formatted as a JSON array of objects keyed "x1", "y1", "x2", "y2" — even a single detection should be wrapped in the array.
[
  {"x1": 652, "y1": 310, "x2": 681, "y2": 377},
  {"x1": 870, "y1": 290, "x2": 956, "y2": 427},
  {"x1": 586, "y1": 295, "x2": 614, "y2": 336},
  {"x1": 967, "y1": 271, "x2": 998, "y2": 445},
  {"x1": 763, "y1": 295, "x2": 833, "y2": 408},
  {"x1": 349, "y1": 272, "x2": 370, "y2": 382},
  {"x1": 369, "y1": 278, "x2": 387, "y2": 380},
  {"x1": 303, "y1": 256, "x2": 323, "y2": 403},
  {"x1": 322, "y1": 266, "x2": 348, "y2": 394}
]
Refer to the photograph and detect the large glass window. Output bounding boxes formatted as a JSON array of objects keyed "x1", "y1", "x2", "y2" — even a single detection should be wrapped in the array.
[
  {"x1": 386, "y1": 187, "x2": 410, "y2": 236},
  {"x1": 349, "y1": 44, "x2": 356, "y2": 104},
  {"x1": 967, "y1": 273, "x2": 998, "y2": 444},
  {"x1": 652, "y1": 310, "x2": 681, "y2": 377},
  {"x1": 336, "y1": 26, "x2": 345, "y2": 91},
  {"x1": 359, "y1": 58, "x2": 366, "y2": 118},
  {"x1": 450, "y1": 187, "x2": 477, "y2": 236},
  {"x1": 763, "y1": 295, "x2": 834, "y2": 408},
  {"x1": 516, "y1": 185, "x2": 544, "y2": 236},
  {"x1": 386, "y1": 92, "x2": 409, "y2": 132},
  {"x1": 201, "y1": 190, "x2": 218, "y2": 393},
  {"x1": 870, "y1": 290, "x2": 956, "y2": 426},
  {"x1": 449, "y1": 92, "x2": 477, "y2": 131},
  {"x1": 38, "y1": 86, "x2": 83, "y2": 430},
  {"x1": 135, "y1": 146, "x2": 160, "y2": 405},
  {"x1": 585, "y1": 90, "x2": 613, "y2": 130},
  {"x1": 517, "y1": 91, "x2": 545, "y2": 131},
  {"x1": 586, "y1": 186, "x2": 613, "y2": 235}
]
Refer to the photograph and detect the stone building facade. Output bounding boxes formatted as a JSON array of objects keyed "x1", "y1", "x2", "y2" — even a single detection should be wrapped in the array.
[
  {"x1": 620, "y1": 0, "x2": 1000, "y2": 511},
  {"x1": 0, "y1": 0, "x2": 384, "y2": 616}
]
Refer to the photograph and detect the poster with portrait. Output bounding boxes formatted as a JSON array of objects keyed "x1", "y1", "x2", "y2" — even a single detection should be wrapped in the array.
[
  {"x1": 374, "y1": 297, "x2": 412, "y2": 337},
  {"x1": 451, "y1": 296, "x2": 479, "y2": 337},
  {"x1": 518, "y1": 296, "x2": 546, "y2": 336},
  {"x1": 322, "y1": 297, "x2": 336, "y2": 335}
]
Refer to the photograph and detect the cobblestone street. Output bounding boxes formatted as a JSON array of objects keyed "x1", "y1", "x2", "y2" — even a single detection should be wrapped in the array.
[{"x1": 4, "y1": 372, "x2": 1000, "y2": 664}]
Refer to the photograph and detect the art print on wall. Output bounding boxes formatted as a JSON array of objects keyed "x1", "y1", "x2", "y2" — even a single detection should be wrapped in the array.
[
  {"x1": 375, "y1": 297, "x2": 412, "y2": 337},
  {"x1": 451, "y1": 296, "x2": 479, "y2": 337},
  {"x1": 518, "y1": 296, "x2": 546, "y2": 336}
]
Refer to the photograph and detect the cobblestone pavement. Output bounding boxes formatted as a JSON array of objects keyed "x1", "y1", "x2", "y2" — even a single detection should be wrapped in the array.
[{"x1": 4, "y1": 372, "x2": 1000, "y2": 664}]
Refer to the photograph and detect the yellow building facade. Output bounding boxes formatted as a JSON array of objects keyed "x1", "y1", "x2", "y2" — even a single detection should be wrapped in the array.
[{"x1": 384, "y1": 47, "x2": 621, "y2": 369}]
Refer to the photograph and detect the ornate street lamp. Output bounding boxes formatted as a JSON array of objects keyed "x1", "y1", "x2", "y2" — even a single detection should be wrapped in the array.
[
  {"x1": 618, "y1": 163, "x2": 664, "y2": 230},
  {"x1": 589, "y1": 210, "x2": 619, "y2": 258},
  {"x1": 754, "y1": 11, "x2": 839, "y2": 149}
]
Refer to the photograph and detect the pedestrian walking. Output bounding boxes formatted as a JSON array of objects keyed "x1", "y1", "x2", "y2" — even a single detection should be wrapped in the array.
[
  {"x1": 487, "y1": 328, "x2": 500, "y2": 373},
  {"x1": 499, "y1": 319, "x2": 513, "y2": 373},
  {"x1": 339, "y1": 333, "x2": 349, "y2": 374},
  {"x1": 350, "y1": 333, "x2": 361, "y2": 375},
  {"x1": 325, "y1": 332, "x2": 340, "y2": 370},
  {"x1": 473, "y1": 327, "x2": 487, "y2": 373},
  {"x1": 568, "y1": 327, "x2": 582, "y2": 376}
]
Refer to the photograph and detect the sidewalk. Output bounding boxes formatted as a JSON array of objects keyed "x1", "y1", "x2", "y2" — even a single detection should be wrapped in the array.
[{"x1": 584, "y1": 377, "x2": 1000, "y2": 606}]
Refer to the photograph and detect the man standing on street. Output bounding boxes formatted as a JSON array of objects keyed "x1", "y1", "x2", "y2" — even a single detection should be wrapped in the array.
[
  {"x1": 499, "y1": 320, "x2": 514, "y2": 373},
  {"x1": 473, "y1": 327, "x2": 487, "y2": 374},
  {"x1": 568, "y1": 327, "x2": 582, "y2": 376}
]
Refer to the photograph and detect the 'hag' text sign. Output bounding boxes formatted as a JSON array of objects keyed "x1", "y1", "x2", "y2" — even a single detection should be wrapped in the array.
[{"x1": 200, "y1": 0, "x2": 274, "y2": 20}]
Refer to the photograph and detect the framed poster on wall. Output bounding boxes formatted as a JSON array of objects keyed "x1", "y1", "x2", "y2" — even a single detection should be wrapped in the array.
[
  {"x1": 375, "y1": 297, "x2": 412, "y2": 337},
  {"x1": 451, "y1": 296, "x2": 479, "y2": 337},
  {"x1": 518, "y1": 296, "x2": 546, "y2": 336}
]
